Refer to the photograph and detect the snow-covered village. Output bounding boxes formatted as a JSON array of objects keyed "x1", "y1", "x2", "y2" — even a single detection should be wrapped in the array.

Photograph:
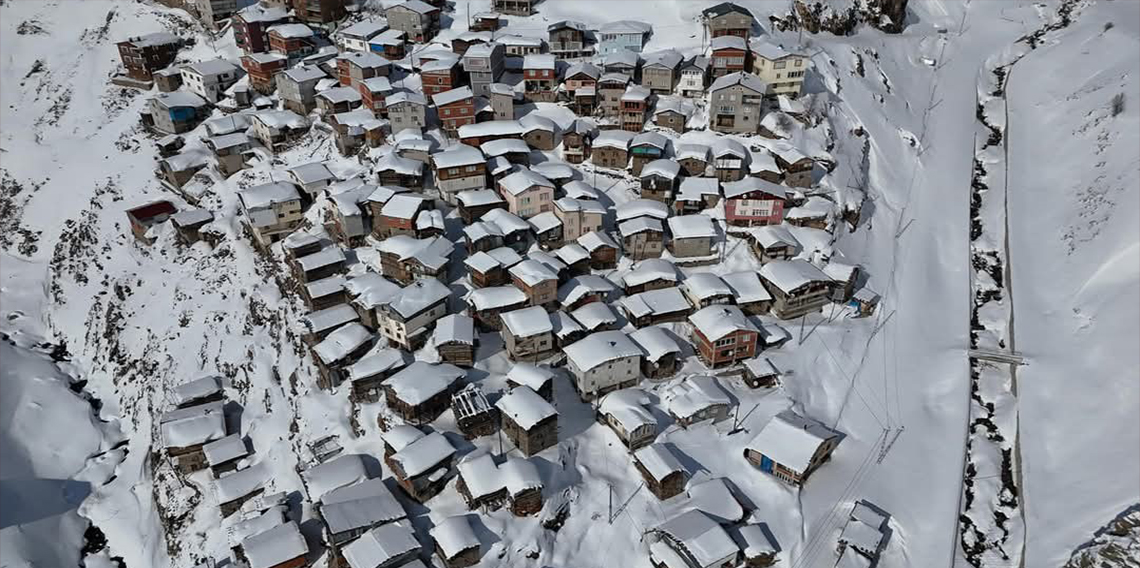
[{"x1": 1, "y1": 0, "x2": 1138, "y2": 567}]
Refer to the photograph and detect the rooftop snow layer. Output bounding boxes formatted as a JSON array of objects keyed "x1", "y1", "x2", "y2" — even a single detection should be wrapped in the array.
[
  {"x1": 564, "y1": 330, "x2": 642, "y2": 372},
  {"x1": 497, "y1": 385, "x2": 556, "y2": 430},
  {"x1": 385, "y1": 362, "x2": 464, "y2": 405},
  {"x1": 688, "y1": 305, "x2": 757, "y2": 341},
  {"x1": 500, "y1": 306, "x2": 553, "y2": 338}
]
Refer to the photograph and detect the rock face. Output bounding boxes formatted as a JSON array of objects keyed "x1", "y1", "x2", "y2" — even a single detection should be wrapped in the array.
[
  {"x1": 771, "y1": 0, "x2": 909, "y2": 35},
  {"x1": 1063, "y1": 506, "x2": 1140, "y2": 568}
]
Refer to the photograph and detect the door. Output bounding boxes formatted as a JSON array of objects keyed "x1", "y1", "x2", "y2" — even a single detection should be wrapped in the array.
[{"x1": 759, "y1": 454, "x2": 774, "y2": 473}]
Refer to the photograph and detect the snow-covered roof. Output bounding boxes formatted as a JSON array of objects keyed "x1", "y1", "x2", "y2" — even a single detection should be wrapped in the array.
[
  {"x1": 507, "y1": 363, "x2": 554, "y2": 391},
  {"x1": 528, "y1": 211, "x2": 562, "y2": 235},
  {"x1": 463, "y1": 251, "x2": 500, "y2": 273},
  {"x1": 570, "y1": 302, "x2": 617, "y2": 331},
  {"x1": 203, "y1": 433, "x2": 248, "y2": 466},
  {"x1": 641, "y1": 159, "x2": 681, "y2": 180},
  {"x1": 500, "y1": 306, "x2": 553, "y2": 338},
  {"x1": 593, "y1": 129, "x2": 635, "y2": 150},
  {"x1": 459, "y1": 119, "x2": 524, "y2": 139},
  {"x1": 629, "y1": 325, "x2": 681, "y2": 363},
  {"x1": 226, "y1": 506, "x2": 285, "y2": 548},
  {"x1": 653, "y1": 96, "x2": 695, "y2": 118},
  {"x1": 682, "y1": 273, "x2": 732, "y2": 300},
  {"x1": 499, "y1": 168, "x2": 553, "y2": 196},
  {"x1": 632, "y1": 131, "x2": 669, "y2": 151},
  {"x1": 634, "y1": 444, "x2": 684, "y2": 482},
  {"x1": 304, "y1": 303, "x2": 361, "y2": 334},
  {"x1": 483, "y1": 209, "x2": 531, "y2": 234},
  {"x1": 392, "y1": 432, "x2": 456, "y2": 477},
  {"x1": 457, "y1": 453, "x2": 502, "y2": 500},
  {"x1": 281, "y1": 64, "x2": 327, "y2": 83},
  {"x1": 500, "y1": 457, "x2": 542, "y2": 495},
  {"x1": 665, "y1": 375, "x2": 732, "y2": 420},
  {"x1": 550, "y1": 310, "x2": 584, "y2": 339},
  {"x1": 751, "y1": 224, "x2": 799, "y2": 250},
  {"x1": 303, "y1": 454, "x2": 369, "y2": 501},
  {"x1": 676, "y1": 143, "x2": 711, "y2": 162},
  {"x1": 417, "y1": 208, "x2": 445, "y2": 232},
  {"x1": 709, "y1": 71, "x2": 767, "y2": 95},
  {"x1": 554, "y1": 243, "x2": 590, "y2": 265},
  {"x1": 712, "y1": 138, "x2": 749, "y2": 161},
  {"x1": 386, "y1": 90, "x2": 427, "y2": 107},
  {"x1": 577, "y1": 230, "x2": 618, "y2": 252},
  {"x1": 185, "y1": 58, "x2": 238, "y2": 77},
  {"x1": 432, "y1": 515, "x2": 479, "y2": 558},
  {"x1": 598, "y1": 72, "x2": 632, "y2": 86},
  {"x1": 172, "y1": 375, "x2": 223, "y2": 406},
  {"x1": 523, "y1": 53, "x2": 555, "y2": 70},
  {"x1": 317, "y1": 86, "x2": 364, "y2": 105},
  {"x1": 245, "y1": 51, "x2": 287, "y2": 66},
  {"x1": 208, "y1": 131, "x2": 251, "y2": 151},
  {"x1": 346, "y1": 273, "x2": 401, "y2": 309},
  {"x1": 313, "y1": 323, "x2": 373, "y2": 364},
  {"x1": 721, "y1": 271, "x2": 773, "y2": 303},
  {"x1": 382, "y1": 425, "x2": 425, "y2": 453},
  {"x1": 243, "y1": 522, "x2": 308, "y2": 568},
  {"x1": 603, "y1": 49, "x2": 640, "y2": 67},
  {"x1": 851, "y1": 500, "x2": 890, "y2": 531},
  {"x1": 170, "y1": 206, "x2": 214, "y2": 229},
  {"x1": 743, "y1": 356, "x2": 779, "y2": 379},
  {"x1": 340, "y1": 19, "x2": 389, "y2": 39},
  {"x1": 734, "y1": 523, "x2": 779, "y2": 558},
  {"x1": 749, "y1": 39, "x2": 806, "y2": 61},
  {"x1": 466, "y1": 285, "x2": 527, "y2": 310},
  {"x1": 386, "y1": 362, "x2": 464, "y2": 405},
  {"x1": 758, "y1": 259, "x2": 832, "y2": 294},
  {"x1": 556, "y1": 274, "x2": 616, "y2": 306},
  {"x1": 464, "y1": 220, "x2": 504, "y2": 242},
  {"x1": 520, "y1": 114, "x2": 557, "y2": 135},
  {"x1": 432, "y1": 85, "x2": 474, "y2": 108},
  {"x1": 385, "y1": 277, "x2": 451, "y2": 319},
  {"x1": 785, "y1": 196, "x2": 833, "y2": 220},
  {"x1": 689, "y1": 305, "x2": 757, "y2": 341},
  {"x1": 840, "y1": 518, "x2": 885, "y2": 557},
  {"x1": 527, "y1": 250, "x2": 566, "y2": 274},
  {"x1": 598, "y1": 387, "x2": 655, "y2": 434},
  {"x1": 710, "y1": 35, "x2": 748, "y2": 51},
  {"x1": 497, "y1": 385, "x2": 557, "y2": 430},
  {"x1": 215, "y1": 462, "x2": 268, "y2": 503},
  {"x1": 821, "y1": 259, "x2": 858, "y2": 283},
  {"x1": 616, "y1": 198, "x2": 670, "y2": 222},
  {"x1": 481, "y1": 137, "x2": 530, "y2": 158},
  {"x1": 388, "y1": 0, "x2": 438, "y2": 14},
  {"x1": 206, "y1": 114, "x2": 251, "y2": 136},
  {"x1": 348, "y1": 346, "x2": 410, "y2": 381},
  {"x1": 654, "y1": 510, "x2": 739, "y2": 568},
  {"x1": 376, "y1": 235, "x2": 452, "y2": 271},
  {"x1": 124, "y1": 31, "x2": 181, "y2": 48},
  {"x1": 745, "y1": 409, "x2": 841, "y2": 473},
  {"x1": 342, "y1": 522, "x2": 420, "y2": 568},
  {"x1": 268, "y1": 23, "x2": 314, "y2": 39},
  {"x1": 435, "y1": 314, "x2": 475, "y2": 345},
  {"x1": 332, "y1": 108, "x2": 386, "y2": 130},
  {"x1": 320, "y1": 477, "x2": 406, "y2": 536},
  {"x1": 421, "y1": 55, "x2": 460, "y2": 74},
  {"x1": 432, "y1": 144, "x2": 484, "y2": 170},
  {"x1": 153, "y1": 90, "x2": 209, "y2": 110},
  {"x1": 722, "y1": 176, "x2": 787, "y2": 199},
  {"x1": 497, "y1": 34, "x2": 543, "y2": 47},
  {"x1": 623, "y1": 259, "x2": 679, "y2": 288},
  {"x1": 676, "y1": 177, "x2": 720, "y2": 203},
  {"x1": 378, "y1": 195, "x2": 424, "y2": 222},
  {"x1": 289, "y1": 162, "x2": 336, "y2": 185},
  {"x1": 643, "y1": 49, "x2": 683, "y2": 70},
  {"x1": 668, "y1": 214, "x2": 716, "y2": 240},
  {"x1": 253, "y1": 109, "x2": 309, "y2": 131},
  {"x1": 375, "y1": 152, "x2": 423, "y2": 176},
  {"x1": 621, "y1": 84, "x2": 651, "y2": 102},
  {"x1": 369, "y1": 28, "x2": 406, "y2": 46},
  {"x1": 619, "y1": 287, "x2": 690, "y2": 320},
  {"x1": 295, "y1": 246, "x2": 346, "y2": 272},
  {"x1": 565, "y1": 61, "x2": 601, "y2": 80},
  {"x1": 564, "y1": 330, "x2": 642, "y2": 372},
  {"x1": 160, "y1": 401, "x2": 226, "y2": 449},
  {"x1": 599, "y1": 20, "x2": 652, "y2": 35},
  {"x1": 456, "y1": 188, "x2": 504, "y2": 207}
]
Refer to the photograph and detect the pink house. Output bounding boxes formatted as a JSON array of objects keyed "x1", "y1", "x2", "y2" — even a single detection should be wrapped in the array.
[{"x1": 723, "y1": 177, "x2": 787, "y2": 227}]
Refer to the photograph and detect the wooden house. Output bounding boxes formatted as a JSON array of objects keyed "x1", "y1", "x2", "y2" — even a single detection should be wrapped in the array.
[
  {"x1": 621, "y1": 258, "x2": 679, "y2": 295},
  {"x1": 160, "y1": 400, "x2": 227, "y2": 473},
  {"x1": 619, "y1": 218, "x2": 665, "y2": 261},
  {"x1": 629, "y1": 325, "x2": 682, "y2": 380},
  {"x1": 562, "y1": 119, "x2": 596, "y2": 164},
  {"x1": 345, "y1": 346, "x2": 411, "y2": 403},
  {"x1": 522, "y1": 54, "x2": 557, "y2": 102},
  {"x1": 456, "y1": 189, "x2": 506, "y2": 224},
  {"x1": 505, "y1": 363, "x2": 555, "y2": 402},
  {"x1": 563, "y1": 331, "x2": 644, "y2": 400},
  {"x1": 743, "y1": 357, "x2": 780, "y2": 389},
  {"x1": 597, "y1": 388, "x2": 657, "y2": 450},
  {"x1": 390, "y1": 431, "x2": 457, "y2": 501},
  {"x1": 749, "y1": 225, "x2": 799, "y2": 264},
  {"x1": 292, "y1": 246, "x2": 348, "y2": 282},
  {"x1": 500, "y1": 306, "x2": 555, "y2": 361},
  {"x1": 639, "y1": 159, "x2": 681, "y2": 203},
  {"x1": 710, "y1": 35, "x2": 750, "y2": 78},
  {"x1": 383, "y1": 362, "x2": 465, "y2": 425},
  {"x1": 629, "y1": 132, "x2": 668, "y2": 176},
  {"x1": 452, "y1": 383, "x2": 498, "y2": 439},
  {"x1": 577, "y1": 231, "x2": 619, "y2": 269},
  {"x1": 634, "y1": 444, "x2": 687, "y2": 500},
  {"x1": 497, "y1": 385, "x2": 559, "y2": 456},
  {"x1": 311, "y1": 323, "x2": 375, "y2": 389},
  {"x1": 722, "y1": 270, "x2": 773, "y2": 314},
  {"x1": 667, "y1": 214, "x2": 717, "y2": 259},
  {"x1": 617, "y1": 287, "x2": 691, "y2": 327},
  {"x1": 116, "y1": 32, "x2": 182, "y2": 83},
  {"x1": 664, "y1": 375, "x2": 733, "y2": 427},
  {"x1": 465, "y1": 285, "x2": 528, "y2": 330},
  {"x1": 432, "y1": 515, "x2": 481, "y2": 568},
  {"x1": 703, "y1": 2, "x2": 755, "y2": 38},
  {"x1": 435, "y1": 314, "x2": 476, "y2": 367}
]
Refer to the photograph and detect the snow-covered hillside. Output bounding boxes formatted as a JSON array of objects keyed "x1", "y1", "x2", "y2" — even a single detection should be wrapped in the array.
[{"x1": 0, "y1": 1, "x2": 1136, "y2": 567}]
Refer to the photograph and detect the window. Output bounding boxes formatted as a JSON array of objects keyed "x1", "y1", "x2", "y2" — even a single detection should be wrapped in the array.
[
  {"x1": 444, "y1": 109, "x2": 451, "y2": 116},
  {"x1": 774, "y1": 61, "x2": 787, "y2": 69},
  {"x1": 465, "y1": 165, "x2": 477, "y2": 172},
  {"x1": 795, "y1": 58, "x2": 803, "y2": 67},
  {"x1": 714, "y1": 337, "x2": 734, "y2": 347}
]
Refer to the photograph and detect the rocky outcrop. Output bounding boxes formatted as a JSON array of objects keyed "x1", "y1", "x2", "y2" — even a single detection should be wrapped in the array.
[{"x1": 770, "y1": 0, "x2": 909, "y2": 35}]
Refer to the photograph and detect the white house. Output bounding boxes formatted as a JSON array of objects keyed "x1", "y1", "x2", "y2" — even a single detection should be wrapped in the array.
[
  {"x1": 181, "y1": 59, "x2": 242, "y2": 103},
  {"x1": 563, "y1": 330, "x2": 643, "y2": 399}
]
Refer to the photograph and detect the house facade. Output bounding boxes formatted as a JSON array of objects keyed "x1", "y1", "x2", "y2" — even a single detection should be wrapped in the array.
[
  {"x1": 117, "y1": 32, "x2": 181, "y2": 82},
  {"x1": 708, "y1": 71, "x2": 767, "y2": 134}
]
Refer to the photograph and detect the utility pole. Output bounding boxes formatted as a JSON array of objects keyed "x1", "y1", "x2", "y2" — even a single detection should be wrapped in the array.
[{"x1": 608, "y1": 483, "x2": 614, "y2": 523}]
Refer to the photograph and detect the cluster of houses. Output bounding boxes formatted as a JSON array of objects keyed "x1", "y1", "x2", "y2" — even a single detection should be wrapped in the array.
[{"x1": 125, "y1": 1, "x2": 897, "y2": 567}]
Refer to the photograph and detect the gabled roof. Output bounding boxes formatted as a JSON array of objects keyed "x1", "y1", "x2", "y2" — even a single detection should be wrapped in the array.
[
  {"x1": 642, "y1": 49, "x2": 683, "y2": 70},
  {"x1": 759, "y1": 259, "x2": 832, "y2": 294},
  {"x1": 185, "y1": 58, "x2": 238, "y2": 76},
  {"x1": 339, "y1": 19, "x2": 389, "y2": 40},
  {"x1": 703, "y1": 2, "x2": 753, "y2": 19},
  {"x1": 634, "y1": 443, "x2": 684, "y2": 482},
  {"x1": 599, "y1": 20, "x2": 652, "y2": 35},
  {"x1": 618, "y1": 287, "x2": 690, "y2": 320},
  {"x1": 710, "y1": 35, "x2": 748, "y2": 52},
  {"x1": 268, "y1": 23, "x2": 315, "y2": 39},
  {"x1": 603, "y1": 49, "x2": 640, "y2": 68},
  {"x1": 682, "y1": 272, "x2": 733, "y2": 300},
  {"x1": 745, "y1": 409, "x2": 842, "y2": 473},
  {"x1": 497, "y1": 385, "x2": 557, "y2": 430},
  {"x1": 433, "y1": 143, "x2": 484, "y2": 168},
  {"x1": 388, "y1": 0, "x2": 438, "y2": 15},
  {"x1": 709, "y1": 71, "x2": 767, "y2": 95},
  {"x1": 629, "y1": 325, "x2": 682, "y2": 362},
  {"x1": 688, "y1": 305, "x2": 758, "y2": 341},
  {"x1": 564, "y1": 330, "x2": 643, "y2": 372},
  {"x1": 653, "y1": 509, "x2": 740, "y2": 568},
  {"x1": 749, "y1": 39, "x2": 807, "y2": 61},
  {"x1": 432, "y1": 85, "x2": 474, "y2": 108},
  {"x1": 523, "y1": 53, "x2": 556, "y2": 70},
  {"x1": 722, "y1": 176, "x2": 787, "y2": 199},
  {"x1": 616, "y1": 198, "x2": 669, "y2": 222},
  {"x1": 622, "y1": 258, "x2": 679, "y2": 288},
  {"x1": 499, "y1": 168, "x2": 553, "y2": 196},
  {"x1": 386, "y1": 362, "x2": 465, "y2": 406}
]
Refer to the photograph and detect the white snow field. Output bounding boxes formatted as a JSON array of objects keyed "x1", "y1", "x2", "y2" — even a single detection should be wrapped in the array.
[{"x1": 0, "y1": 1, "x2": 1135, "y2": 567}]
